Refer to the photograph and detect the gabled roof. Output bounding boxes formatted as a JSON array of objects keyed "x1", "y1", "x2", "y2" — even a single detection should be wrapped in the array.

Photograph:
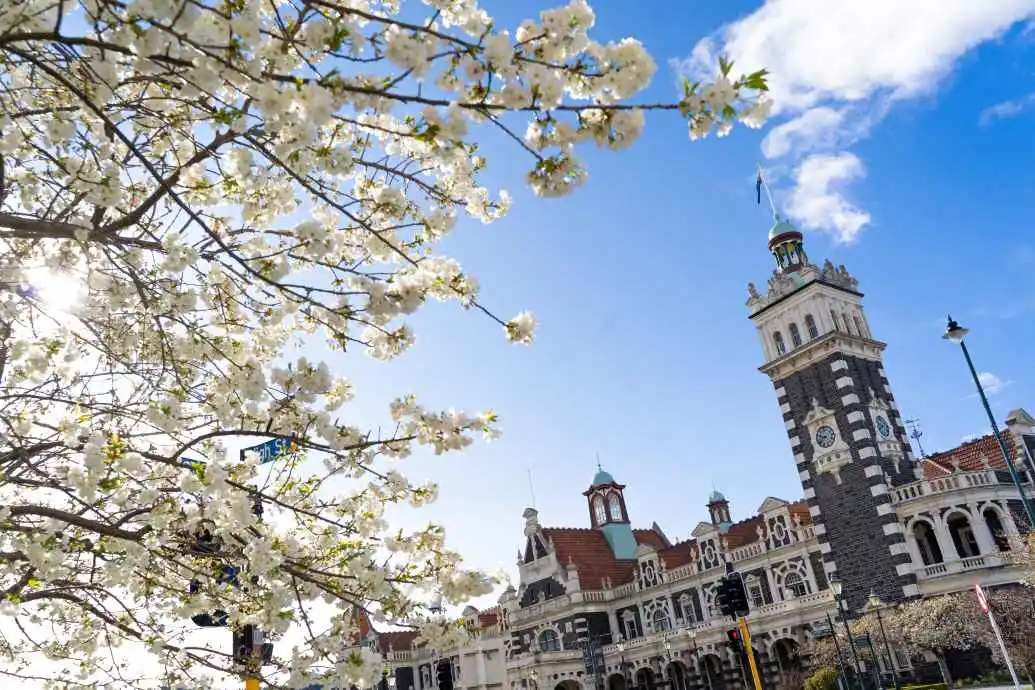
[
  {"x1": 539, "y1": 500, "x2": 812, "y2": 590},
  {"x1": 920, "y1": 430, "x2": 1021, "y2": 479}
]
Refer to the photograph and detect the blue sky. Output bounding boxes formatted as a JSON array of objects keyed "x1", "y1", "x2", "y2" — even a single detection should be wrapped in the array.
[{"x1": 317, "y1": 1, "x2": 1035, "y2": 606}]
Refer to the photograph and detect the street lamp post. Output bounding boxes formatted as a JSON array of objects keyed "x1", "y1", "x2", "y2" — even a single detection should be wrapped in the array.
[
  {"x1": 618, "y1": 642, "x2": 630, "y2": 690},
  {"x1": 943, "y1": 315, "x2": 1035, "y2": 527},
  {"x1": 867, "y1": 592, "x2": 901, "y2": 690},
  {"x1": 686, "y1": 628, "x2": 708, "y2": 690},
  {"x1": 830, "y1": 575, "x2": 864, "y2": 690}
]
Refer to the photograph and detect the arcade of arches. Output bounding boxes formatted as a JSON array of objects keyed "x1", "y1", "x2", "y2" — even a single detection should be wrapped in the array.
[{"x1": 589, "y1": 639, "x2": 802, "y2": 690}]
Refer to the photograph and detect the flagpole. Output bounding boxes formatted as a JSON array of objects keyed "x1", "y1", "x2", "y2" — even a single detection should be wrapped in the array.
[{"x1": 756, "y1": 165, "x2": 777, "y2": 219}]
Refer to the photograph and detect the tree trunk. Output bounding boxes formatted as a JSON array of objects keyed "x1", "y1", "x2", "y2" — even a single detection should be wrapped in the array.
[{"x1": 935, "y1": 652, "x2": 953, "y2": 689}]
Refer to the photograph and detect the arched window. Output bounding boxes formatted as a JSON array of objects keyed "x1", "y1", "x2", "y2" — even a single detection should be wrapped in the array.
[
  {"x1": 947, "y1": 513, "x2": 980, "y2": 558},
  {"x1": 593, "y1": 496, "x2": 606, "y2": 525},
  {"x1": 783, "y1": 571, "x2": 809, "y2": 598},
  {"x1": 853, "y1": 315, "x2": 865, "y2": 338},
  {"x1": 621, "y1": 610, "x2": 640, "y2": 640},
  {"x1": 842, "y1": 312, "x2": 853, "y2": 335},
  {"x1": 608, "y1": 493, "x2": 623, "y2": 522},
  {"x1": 773, "y1": 331, "x2": 787, "y2": 356},
  {"x1": 652, "y1": 608, "x2": 672, "y2": 631},
  {"x1": 789, "y1": 323, "x2": 802, "y2": 348},
  {"x1": 538, "y1": 629, "x2": 561, "y2": 652},
  {"x1": 984, "y1": 508, "x2": 1011, "y2": 552},
  {"x1": 912, "y1": 521, "x2": 943, "y2": 565},
  {"x1": 830, "y1": 310, "x2": 841, "y2": 332},
  {"x1": 805, "y1": 314, "x2": 819, "y2": 339}
]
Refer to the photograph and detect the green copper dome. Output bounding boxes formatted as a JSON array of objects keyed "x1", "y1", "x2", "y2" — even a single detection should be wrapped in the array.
[
  {"x1": 593, "y1": 468, "x2": 615, "y2": 485},
  {"x1": 708, "y1": 489, "x2": 726, "y2": 503},
  {"x1": 768, "y1": 215, "x2": 802, "y2": 241}
]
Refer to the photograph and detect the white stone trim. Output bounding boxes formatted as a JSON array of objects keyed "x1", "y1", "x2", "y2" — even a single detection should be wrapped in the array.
[
  {"x1": 785, "y1": 419, "x2": 796, "y2": 430},
  {"x1": 794, "y1": 452, "x2": 806, "y2": 463},
  {"x1": 819, "y1": 542, "x2": 832, "y2": 554},
  {"x1": 790, "y1": 436, "x2": 802, "y2": 449},
  {"x1": 841, "y1": 393, "x2": 860, "y2": 406},
  {"x1": 858, "y1": 446, "x2": 877, "y2": 459},
  {"x1": 895, "y1": 563, "x2": 913, "y2": 576},
  {"x1": 877, "y1": 502, "x2": 894, "y2": 516},
  {"x1": 799, "y1": 469, "x2": 811, "y2": 481},
  {"x1": 831, "y1": 360, "x2": 848, "y2": 372},
  {"x1": 882, "y1": 522, "x2": 903, "y2": 536},
  {"x1": 809, "y1": 504, "x2": 822, "y2": 517},
  {"x1": 775, "y1": 386, "x2": 786, "y2": 398},
  {"x1": 902, "y1": 584, "x2": 920, "y2": 598},
  {"x1": 780, "y1": 402, "x2": 791, "y2": 414},
  {"x1": 864, "y1": 465, "x2": 883, "y2": 478},
  {"x1": 870, "y1": 483, "x2": 888, "y2": 496},
  {"x1": 853, "y1": 428, "x2": 872, "y2": 441},
  {"x1": 846, "y1": 411, "x2": 865, "y2": 424},
  {"x1": 835, "y1": 376, "x2": 854, "y2": 390},
  {"x1": 813, "y1": 524, "x2": 827, "y2": 536},
  {"x1": 889, "y1": 543, "x2": 908, "y2": 556},
  {"x1": 803, "y1": 487, "x2": 816, "y2": 499}
]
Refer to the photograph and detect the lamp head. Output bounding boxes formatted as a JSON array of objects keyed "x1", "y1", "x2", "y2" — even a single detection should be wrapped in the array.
[
  {"x1": 829, "y1": 573, "x2": 843, "y2": 598},
  {"x1": 943, "y1": 315, "x2": 969, "y2": 344},
  {"x1": 868, "y1": 590, "x2": 884, "y2": 609},
  {"x1": 617, "y1": 642, "x2": 625, "y2": 653}
]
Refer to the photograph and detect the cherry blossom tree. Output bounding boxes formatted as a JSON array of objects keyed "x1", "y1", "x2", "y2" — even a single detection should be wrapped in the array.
[
  {"x1": 898, "y1": 593, "x2": 980, "y2": 687},
  {"x1": 0, "y1": 0, "x2": 768, "y2": 688},
  {"x1": 977, "y1": 587, "x2": 1035, "y2": 683}
]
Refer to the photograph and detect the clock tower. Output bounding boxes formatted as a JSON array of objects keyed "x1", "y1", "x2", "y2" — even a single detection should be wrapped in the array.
[{"x1": 747, "y1": 216, "x2": 918, "y2": 609}]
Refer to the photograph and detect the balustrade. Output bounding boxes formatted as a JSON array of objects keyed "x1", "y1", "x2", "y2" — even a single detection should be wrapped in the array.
[{"x1": 892, "y1": 469, "x2": 1025, "y2": 505}]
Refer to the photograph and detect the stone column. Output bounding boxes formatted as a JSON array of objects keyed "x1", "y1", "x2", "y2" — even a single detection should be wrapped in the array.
[{"x1": 967, "y1": 503, "x2": 997, "y2": 555}]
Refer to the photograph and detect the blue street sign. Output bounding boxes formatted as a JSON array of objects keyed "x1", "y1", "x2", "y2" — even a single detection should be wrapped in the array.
[{"x1": 240, "y1": 437, "x2": 297, "y2": 464}]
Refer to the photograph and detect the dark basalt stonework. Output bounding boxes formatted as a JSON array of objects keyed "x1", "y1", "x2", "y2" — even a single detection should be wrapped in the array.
[{"x1": 775, "y1": 351, "x2": 916, "y2": 609}]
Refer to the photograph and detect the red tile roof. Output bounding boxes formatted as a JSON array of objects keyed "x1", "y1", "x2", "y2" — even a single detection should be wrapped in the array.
[
  {"x1": 379, "y1": 630, "x2": 418, "y2": 652},
  {"x1": 541, "y1": 500, "x2": 812, "y2": 589},
  {"x1": 921, "y1": 430, "x2": 1020, "y2": 479}
]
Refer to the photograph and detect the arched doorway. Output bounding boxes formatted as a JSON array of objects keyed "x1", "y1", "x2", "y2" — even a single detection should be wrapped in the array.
[
  {"x1": 912, "y1": 520, "x2": 943, "y2": 564},
  {"x1": 666, "y1": 662, "x2": 689, "y2": 690},
  {"x1": 554, "y1": 681, "x2": 581, "y2": 690},
  {"x1": 608, "y1": 673, "x2": 627, "y2": 690},
  {"x1": 634, "y1": 667, "x2": 656, "y2": 690},
  {"x1": 700, "y1": 654, "x2": 724, "y2": 690},
  {"x1": 771, "y1": 639, "x2": 803, "y2": 689}
]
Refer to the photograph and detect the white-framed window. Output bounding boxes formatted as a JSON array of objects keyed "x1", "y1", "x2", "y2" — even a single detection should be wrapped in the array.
[
  {"x1": 652, "y1": 607, "x2": 671, "y2": 631},
  {"x1": 678, "y1": 593, "x2": 696, "y2": 624},
  {"x1": 622, "y1": 611, "x2": 640, "y2": 639},
  {"x1": 805, "y1": 314, "x2": 819, "y2": 339},
  {"x1": 745, "y1": 575, "x2": 765, "y2": 608},
  {"x1": 593, "y1": 496, "x2": 606, "y2": 525},
  {"x1": 538, "y1": 629, "x2": 561, "y2": 652},
  {"x1": 774, "y1": 331, "x2": 787, "y2": 355},
  {"x1": 789, "y1": 323, "x2": 802, "y2": 348},
  {"x1": 783, "y1": 571, "x2": 809, "y2": 598}
]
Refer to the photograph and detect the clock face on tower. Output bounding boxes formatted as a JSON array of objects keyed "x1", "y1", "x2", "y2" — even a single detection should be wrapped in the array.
[
  {"x1": 876, "y1": 415, "x2": 891, "y2": 438},
  {"x1": 815, "y1": 425, "x2": 837, "y2": 449}
]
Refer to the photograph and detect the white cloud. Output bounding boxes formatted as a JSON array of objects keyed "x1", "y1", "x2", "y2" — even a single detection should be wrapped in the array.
[
  {"x1": 786, "y1": 154, "x2": 871, "y2": 243},
  {"x1": 978, "y1": 371, "x2": 1009, "y2": 395},
  {"x1": 677, "y1": 0, "x2": 1035, "y2": 238},
  {"x1": 979, "y1": 92, "x2": 1035, "y2": 125}
]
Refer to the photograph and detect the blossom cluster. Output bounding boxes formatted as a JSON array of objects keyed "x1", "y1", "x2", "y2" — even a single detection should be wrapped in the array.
[{"x1": 0, "y1": 0, "x2": 767, "y2": 687}]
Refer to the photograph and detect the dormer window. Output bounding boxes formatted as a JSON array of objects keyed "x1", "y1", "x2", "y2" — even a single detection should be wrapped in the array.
[{"x1": 593, "y1": 496, "x2": 606, "y2": 525}]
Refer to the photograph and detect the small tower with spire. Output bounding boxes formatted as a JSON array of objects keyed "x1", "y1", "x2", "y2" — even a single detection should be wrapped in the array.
[
  {"x1": 583, "y1": 465, "x2": 637, "y2": 559},
  {"x1": 707, "y1": 489, "x2": 732, "y2": 530}
]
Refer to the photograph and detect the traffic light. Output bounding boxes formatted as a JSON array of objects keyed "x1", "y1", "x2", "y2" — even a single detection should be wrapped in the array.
[
  {"x1": 715, "y1": 576, "x2": 732, "y2": 617},
  {"x1": 727, "y1": 574, "x2": 749, "y2": 616},
  {"x1": 726, "y1": 627, "x2": 744, "y2": 655}
]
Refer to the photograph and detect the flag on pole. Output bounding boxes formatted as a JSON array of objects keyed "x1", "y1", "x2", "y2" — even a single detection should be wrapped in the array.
[{"x1": 756, "y1": 169, "x2": 763, "y2": 205}]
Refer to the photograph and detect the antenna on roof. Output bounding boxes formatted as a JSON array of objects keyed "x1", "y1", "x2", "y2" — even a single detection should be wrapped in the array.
[
  {"x1": 596, "y1": 451, "x2": 602, "y2": 472},
  {"x1": 905, "y1": 418, "x2": 926, "y2": 458},
  {"x1": 527, "y1": 468, "x2": 536, "y2": 509}
]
